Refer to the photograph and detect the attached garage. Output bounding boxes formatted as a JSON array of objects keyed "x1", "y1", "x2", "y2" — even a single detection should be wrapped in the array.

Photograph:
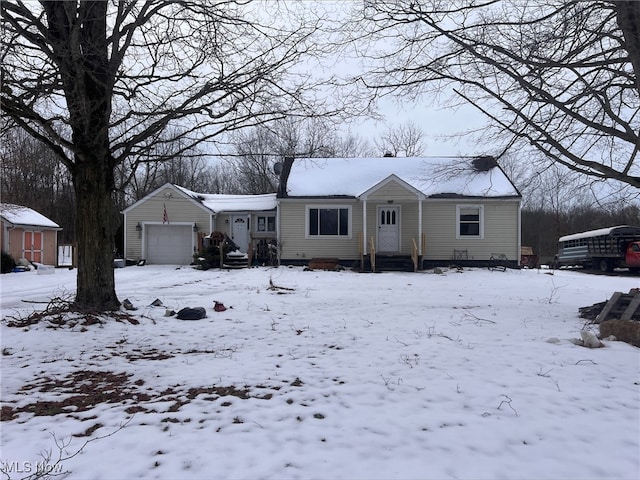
[
  {"x1": 123, "y1": 183, "x2": 278, "y2": 265},
  {"x1": 145, "y1": 224, "x2": 194, "y2": 265}
]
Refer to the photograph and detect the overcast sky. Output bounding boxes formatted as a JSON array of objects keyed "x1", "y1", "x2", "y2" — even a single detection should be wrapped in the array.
[{"x1": 280, "y1": 1, "x2": 491, "y2": 158}]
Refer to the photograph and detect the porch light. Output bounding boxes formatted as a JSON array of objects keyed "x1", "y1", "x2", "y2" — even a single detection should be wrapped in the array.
[
  {"x1": 135, "y1": 222, "x2": 142, "y2": 231},
  {"x1": 193, "y1": 223, "x2": 198, "y2": 232}
]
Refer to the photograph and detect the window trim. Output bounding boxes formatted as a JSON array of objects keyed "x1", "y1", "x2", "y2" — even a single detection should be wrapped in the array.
[
  {"x1": 256, "y1": 214, "x2": 276, "y2": 233},
  {"x1": 305, "y1": 205, "x2": 352, "y2": 239},
  {"x1": 456, "y1": 204, "x2": 484, "y2": 239}
]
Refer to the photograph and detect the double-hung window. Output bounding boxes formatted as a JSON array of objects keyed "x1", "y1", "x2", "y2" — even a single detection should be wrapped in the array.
[
  {"x1": 457, "y1": 205, "x2": 483, "y2": 238},
  {"x1": 307, "y1": 206, "x2": 350, "y2": 237}
]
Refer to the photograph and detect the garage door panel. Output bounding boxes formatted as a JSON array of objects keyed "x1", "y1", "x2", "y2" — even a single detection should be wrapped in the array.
[{"x1": 146, "y1": 225, "x2": 193, "y2": 265}]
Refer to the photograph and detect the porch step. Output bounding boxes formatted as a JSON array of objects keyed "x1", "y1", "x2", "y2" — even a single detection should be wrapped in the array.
[
  {"x1": 223, "y1": 251, "x2": 248, "y2": 269},
  {"x1": 375, "y1": 254, "x2": 415, "y2": 272}
]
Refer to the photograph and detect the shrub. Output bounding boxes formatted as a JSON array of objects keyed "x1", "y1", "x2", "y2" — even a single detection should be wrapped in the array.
[
  {"x1": 1, "y1": 251, "x2": 16, "y2": 274},
  {"x1": 193, "y1": 245, "x2": 223, "y2": 270}
]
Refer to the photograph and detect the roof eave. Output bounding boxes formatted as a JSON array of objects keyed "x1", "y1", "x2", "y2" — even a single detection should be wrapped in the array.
[
  {"x1": 428, "y1": 193, "x2": 522, "y2": 199},
  {"x1": 5, "y1": 222, "x2": 62, "y2": 230},
  {"x1": 278, "y1": 195, "x2": 357, "y2": 200}
]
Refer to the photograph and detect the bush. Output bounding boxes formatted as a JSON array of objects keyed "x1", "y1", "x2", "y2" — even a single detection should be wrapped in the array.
[
  {"x1": 194, "y1": 245, "x2": 223, "y2": 270},
  {"x1": 1, "y1": 251, "x2": 16, "y2": 274}
]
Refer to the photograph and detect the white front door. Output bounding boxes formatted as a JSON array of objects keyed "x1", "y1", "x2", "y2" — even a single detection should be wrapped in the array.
[
  {"x1": 231, "y1": 215, "x2": 249, "y2": 252},
  {"x1": 378, "y1": 206, "x2": 400, "y2": 252}
]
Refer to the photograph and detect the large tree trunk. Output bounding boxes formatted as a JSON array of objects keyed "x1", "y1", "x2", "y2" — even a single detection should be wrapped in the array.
[
  {"x1": 277, "y1": 156, "x2": 295, "y2": 197},
  {"x1": 74, "y1": 160, "x2": 120, "y2": 310},
  {"x1": 616, "y1": 1, "x2": 640, "y2": 97},
  {"x1": 42, "y1": 1, "x2": 120, "y2": 311}
]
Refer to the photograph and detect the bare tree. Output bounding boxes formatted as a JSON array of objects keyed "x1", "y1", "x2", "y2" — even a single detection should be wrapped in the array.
[
  {"x1": 205, "y1": 161, "x2": 242, "y2": 194},
  {"x1": 1, "y1": 1, "x2": 340, "y2": 311},
  {"x1": 228, "y1": 127, "x2": 283, "y2": 194},
  {"x1": 0, "y1": 127, "x2": 76, "y2": 243},
  {"x1": 374, "y1": 120, "x2": 426, "y2": 157},
  {"x1": 1, "y1": 128, "x2": 59, "y2": 209},
  {"x1": 110, "y1": 127, "x2": 212, "y2": 211},
  {"x1": 350, "y1": 0, "x2": 640, "y2": 188},
  {"x1": 334, "y1": 133, "x2": 375, "y2": 158},
  {"x1": 227, "y1": 117, "x2": 344, "y2": 194}
]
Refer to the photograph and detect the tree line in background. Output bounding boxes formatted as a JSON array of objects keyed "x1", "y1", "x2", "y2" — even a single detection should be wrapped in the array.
[
  {"x1": 2, "y1": 117, "x2": 638, "y2": 261},
  {"x1": 523, "y1": 203, "x2": 640, "y2": 263}
]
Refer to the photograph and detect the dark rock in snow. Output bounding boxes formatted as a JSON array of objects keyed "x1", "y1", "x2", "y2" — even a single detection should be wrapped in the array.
[{"x1": 176, "y1": 307, "x2": 206, "y2": 320}]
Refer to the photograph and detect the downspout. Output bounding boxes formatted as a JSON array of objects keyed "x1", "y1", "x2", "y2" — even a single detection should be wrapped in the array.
[
  {"x1": 362, "y1": 199, "x2": 367, "y2": 254},
  {"x1": 418, "y1": 197, "x2": 423, "y2": 255},
  {"x1": 276, "y1": 199, "x2": 281, "y2": 265},
  {"x1": 123, "y1": 212, "x2": 128, "y2": 262},
  {"x1": 517, "y1": 200, "x2": 522, "y2": 267}
]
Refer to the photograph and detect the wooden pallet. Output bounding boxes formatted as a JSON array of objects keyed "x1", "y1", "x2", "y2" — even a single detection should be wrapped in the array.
[
  {"x1": 308, "y1": 258, "x2": 341, "y2": 270},
  {"x1": 596, "y1": 291, "x2": 640, "y2": 323}
]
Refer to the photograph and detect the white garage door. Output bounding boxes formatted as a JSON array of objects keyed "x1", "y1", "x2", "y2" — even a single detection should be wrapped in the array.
[{"x1": 146, "y1": 225, "x2": 193, "y2": 265}]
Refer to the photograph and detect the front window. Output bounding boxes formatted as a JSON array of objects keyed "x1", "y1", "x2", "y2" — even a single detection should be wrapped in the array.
[
  {"x1": 457, "y1": 205, "x2": 483, "y2": 238},
  {"x1": 257, "y1": 215, "x2": 276, "y2": 232},
  {"x1": 307, "y1": 206, "x2": 350, "y2": 237}
]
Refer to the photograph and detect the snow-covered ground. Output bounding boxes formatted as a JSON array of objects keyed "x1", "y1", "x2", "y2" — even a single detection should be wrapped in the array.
[{"x1": 1, "y1": 265, "x2": 638, "y2": 480}]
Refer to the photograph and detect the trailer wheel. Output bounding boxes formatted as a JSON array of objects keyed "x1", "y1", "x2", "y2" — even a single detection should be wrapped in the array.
[{"x1": 598, "y1": 259, "x2": 612, "y2": 272}]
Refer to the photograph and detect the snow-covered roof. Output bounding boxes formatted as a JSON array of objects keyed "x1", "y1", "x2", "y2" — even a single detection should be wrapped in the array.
[
  {"x1": 0, "y1": 203, "x2": 61, "y2": 229},
  {"x1": 559, "y1": 225, "x2": 640, "y2": 242},
  {"x1": 174, "y1": 186, "x2": 277, "y2": 212},
  {"x1": 284, "y1": 157, "x2": 521, "y2": 198}
]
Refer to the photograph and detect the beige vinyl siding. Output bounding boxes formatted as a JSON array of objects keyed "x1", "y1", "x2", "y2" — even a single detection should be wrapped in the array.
[
  {"x1": 364, "y1": 203, "x2": 383, "y2": 250},
  {"x1": 251, "y1": 212, "x2": 277, "y2": 240},
  {"x1": 125, "y1": 187, "x2": 212, "y2": 261},
  {"x1": 214, "y1": 213, "x2": 232, "y2": 237},
  {"x1": 279, "y1": 199, "x2": 363, "y2": 260},
  {"x1": 366, "y1": 179, "x2": 421, "y2": 201},
  {"x1": 423, "y1": 200, "x2": 519, "y2": 262},
  {"x1": 399, "y1": 203, "x2": 420, "y2": 254},
  {"x1": 213, "y1": 212, "x2": 277, "y2": 239},
  {"x1": 281, "y1": 197, "x2": 519, "y2": 263}
]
